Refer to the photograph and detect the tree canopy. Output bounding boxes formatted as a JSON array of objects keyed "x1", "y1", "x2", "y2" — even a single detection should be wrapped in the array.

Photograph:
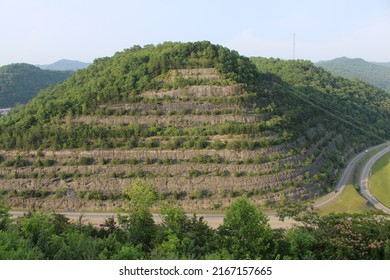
[{"x1": 217, "y1": 196, "x2": 274, "y2": 259}]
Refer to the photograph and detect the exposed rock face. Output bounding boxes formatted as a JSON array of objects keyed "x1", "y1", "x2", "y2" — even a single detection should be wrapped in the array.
[
  {"x1": 75, "y1": 114, "x2": 259, "y2": 126},
  {"x1": 141, "y1": 85, "x2": 243, "y2": 99}
]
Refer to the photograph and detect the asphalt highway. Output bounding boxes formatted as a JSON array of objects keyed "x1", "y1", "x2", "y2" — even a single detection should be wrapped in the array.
[
  {"x1": 359, "y1": 145, "x2": 390, "y2": 214},
  {"x1": 314, "y1": 142, "x2": 390, "y2": 209},
  {"x1": 9, "y1": 211, "x2": 297, "y2": 229}
]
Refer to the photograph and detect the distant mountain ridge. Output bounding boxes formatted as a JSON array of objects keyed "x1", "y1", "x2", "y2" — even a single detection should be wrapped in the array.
[
  {"x1": 371, "y1": 62, "x2": 390, "y2": 69},
  {"x1": 37, "y1": 59, "x2": 90, "y2": 71},
  {"x1": 316, "y1": 57, "x2": 390, "y2": 92}
]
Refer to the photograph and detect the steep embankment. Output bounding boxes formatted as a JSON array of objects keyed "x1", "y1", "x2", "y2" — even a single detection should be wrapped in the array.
[{"x1": 0, "y1": 42, "x2": 389, "y2": 211}]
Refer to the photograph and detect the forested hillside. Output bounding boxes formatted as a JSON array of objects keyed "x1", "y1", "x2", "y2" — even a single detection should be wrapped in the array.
[
  {"x1": 0, "y1": 63, "x2": 73, "y2": 108},
  {"x1": 251, "y1": 57, "x2": 390, "y2": 137},
  {"x1": 0, "y1": 42, "x2": 389, "y2": 211},
  {"x1": 315, "y1": 57, "x2": 390, "y2": 92}
]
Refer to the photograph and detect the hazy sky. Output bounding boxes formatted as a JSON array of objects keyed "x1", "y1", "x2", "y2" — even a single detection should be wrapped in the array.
[{"x1": 1, "y1": 0, "x2": 390, "y2": 66}]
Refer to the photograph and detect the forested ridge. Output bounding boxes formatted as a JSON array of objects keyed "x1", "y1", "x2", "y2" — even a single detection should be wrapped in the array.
[
  {"x1": 0, "y1": 63, "x2": 73, "y2": 108},
  {"x1": 0, "y1": 42, "x2": 389, "y2": 211},
  {"x1": 315, "y1": 57, "x2": 390, "y2": 92}
]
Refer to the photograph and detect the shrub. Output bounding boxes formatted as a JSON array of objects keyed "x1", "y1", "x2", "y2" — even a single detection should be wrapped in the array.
[{"x1": 79, "y1": 157, "x2": 95, "y2": 165}]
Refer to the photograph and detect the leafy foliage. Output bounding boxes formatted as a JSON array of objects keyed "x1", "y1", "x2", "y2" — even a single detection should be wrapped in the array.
[
  {"x1": 156, "y1": 202, "x2": 216, "y2": 259},
  {"x1": 118, "y1": 179, "x2": 158, "y2": 252},
  {"x1": 0, "y1": 195, "x2": 10, "y2": 230},
  {"x1": 217, "y1": 196, "x2": 274, "y2": 259}
]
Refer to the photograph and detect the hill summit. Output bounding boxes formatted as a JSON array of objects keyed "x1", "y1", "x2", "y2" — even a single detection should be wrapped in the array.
[{"x1": 0, "y1": 42, "x2": 389, "y2": 211}]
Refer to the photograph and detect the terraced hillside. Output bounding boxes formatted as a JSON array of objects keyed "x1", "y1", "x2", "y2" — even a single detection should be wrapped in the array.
[{"x1": 0, "y1": 42, "x2": 389, "y2": 211}]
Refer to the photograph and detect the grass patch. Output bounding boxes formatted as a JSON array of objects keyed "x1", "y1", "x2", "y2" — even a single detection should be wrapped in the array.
[
  {"x1": 318, "y1": 184, "x2": 371, "y2": 214},
  {"x1": 370, "y1": 152, "x2": 390, "y2": 208},
  {"x1": 317, "y1": 146, "x2": 389, "y2": 214}
]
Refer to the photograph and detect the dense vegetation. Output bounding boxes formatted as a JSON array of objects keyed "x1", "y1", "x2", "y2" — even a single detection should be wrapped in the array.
[
  {"x1": 251, "y1": 57, "x2": 390, "y2": 140},
  {"x1": 0, "y1": 42, "x2": 260, "y2": 150},
  {"x1": 315, "y1": 57, "x2": 390, "y2": 92},
  {"x1": 1, "y1": 181, "x2": 389, "y2": 260},
  {"x1": 0, "y1": 63, "x2": 73, "y2": 108},
  {"x1": 2, "y1": 44, "x2": 389, "y2": 150}
]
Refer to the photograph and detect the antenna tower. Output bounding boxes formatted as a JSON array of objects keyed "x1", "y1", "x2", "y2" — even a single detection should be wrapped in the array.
[{"x1": 293, "y1": 32, "x2": 296, "y2": 60}]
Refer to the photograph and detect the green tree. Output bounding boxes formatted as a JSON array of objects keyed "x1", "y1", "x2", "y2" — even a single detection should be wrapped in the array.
[
  {"x1": 0, "y1": 231, "x2": 44, "y2": 260},
  {"x1": 0, "y1": 194, "x2": 10, "y2": 230},
  {"x1": 279, "y1": 211, "x2": 390, "y2": 260},
  {"x1": 17, "y1": 212, "x2": 57, "y2": 255},
  {"x1": 310, "y1": 213, "x2": 390, "y2": 259},
  {"x1": 49, "y1": 231, "x2": 103, "y2": 260},
  {"x1": 110, "y1": 244, "x2": 144, "y2": 260},
  {"x1": 385, "y1": 240, "x2": 390, "y2": 260},
  {"x1": 155, "y1": 202, "x2": 216, "y2": 259},
  {"x1": 217, "y1": 196, "x2": 274, "y2": 259},
  {"x1": 118, "y1": 179, "x2": 157, "y2": 252},
  {"x1": 283, "y1": 227, "x2": 316, "y2": 259}
]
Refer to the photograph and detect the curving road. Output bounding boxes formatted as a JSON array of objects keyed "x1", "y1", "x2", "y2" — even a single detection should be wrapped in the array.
[
  {"x1": 9, "y1": 211, "x2": 297, "y2": 229},
  {"x1": 313, "y1": 142, "x2": 390, "y2": 208},
  {"x1": 360, "y1": 145, "x2": 390, "y2": 214},
  {"x1": 314, "y1": 141, "x2": 390, "y2": 213}
]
